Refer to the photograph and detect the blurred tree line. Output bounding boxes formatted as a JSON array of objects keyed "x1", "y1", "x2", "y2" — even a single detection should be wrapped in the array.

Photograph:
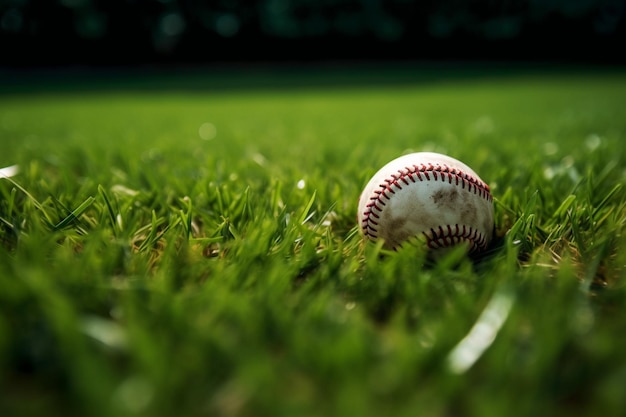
[{"x1": 1, "y1": 0, "x2": 624, "y2": 66}]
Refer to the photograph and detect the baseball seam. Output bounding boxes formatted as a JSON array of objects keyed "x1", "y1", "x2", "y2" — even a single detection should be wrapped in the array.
[{"x1": 361, "y1": 163, "x2": 492, "y2": 251}]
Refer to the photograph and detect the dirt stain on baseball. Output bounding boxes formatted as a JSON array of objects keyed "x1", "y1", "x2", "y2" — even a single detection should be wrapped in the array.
[
  {"x1": 432, "y1": 188, "x2": 460, "y2": 209},
  {"x1": 432, "y1": 187, "x2": 484, "y2": 228},
  {"x1": 383, "y1": 215, "x2": 410, "y2": 248},
  {"x1": 459, "y1": 192, "x2": 479, "y2": 226}
]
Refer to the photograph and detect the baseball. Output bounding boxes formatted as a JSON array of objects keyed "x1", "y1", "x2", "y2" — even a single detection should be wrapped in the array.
[{"x1": 358, "y1": 152, "x2": 494, "y2": 253}]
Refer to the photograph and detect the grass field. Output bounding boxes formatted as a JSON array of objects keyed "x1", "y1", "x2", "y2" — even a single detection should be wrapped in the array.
[{"x1": 1, "y1": 64, "x2": 625, "y2": 417}]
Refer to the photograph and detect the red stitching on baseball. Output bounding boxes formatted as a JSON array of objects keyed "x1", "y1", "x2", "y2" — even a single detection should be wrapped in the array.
[
  {"x1": 361, "y1": 163, "x2": 492, "y2": 249},
  {"x1": 423, "y1": 224, "x2": 488, "y2": 252}
]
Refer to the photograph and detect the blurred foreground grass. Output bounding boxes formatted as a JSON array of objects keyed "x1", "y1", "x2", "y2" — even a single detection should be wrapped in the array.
[{"x1": 1, "y1": 65, "x2": 625, "y2": 417}]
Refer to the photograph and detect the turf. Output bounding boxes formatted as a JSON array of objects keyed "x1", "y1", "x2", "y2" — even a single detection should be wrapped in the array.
[{"x1": 1, "y1": 64, "x2": 625, "y2": 417}]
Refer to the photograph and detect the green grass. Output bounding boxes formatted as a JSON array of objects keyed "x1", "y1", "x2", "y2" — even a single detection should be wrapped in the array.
[{"x1": 1, "y1": 65, "x2": 625, "y2": 417}]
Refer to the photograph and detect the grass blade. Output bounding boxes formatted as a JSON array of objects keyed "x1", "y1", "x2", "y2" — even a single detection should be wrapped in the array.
[
  {"x1": 53, "y1": 196, "x2": 95, "y2": 231},
  {"x1": 447, "y1": 289, "x2": 515, "y2": 374},
  {"x1": 98, "y1": 185, "x2": 121, "y2": 233},
  {"x1": 298, "y1": 190, "x2": 317, "y2": 225}
]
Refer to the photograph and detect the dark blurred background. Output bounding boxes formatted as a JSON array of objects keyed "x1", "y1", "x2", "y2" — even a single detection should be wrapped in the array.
[{"x1": 1, "y1": 0, "x2": 624, "y2": 68}]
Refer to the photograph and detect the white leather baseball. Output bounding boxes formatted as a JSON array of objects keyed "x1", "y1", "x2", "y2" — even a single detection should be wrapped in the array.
[{"x1": 358, "y1": 152, "x2": 494, "y2": 252}]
